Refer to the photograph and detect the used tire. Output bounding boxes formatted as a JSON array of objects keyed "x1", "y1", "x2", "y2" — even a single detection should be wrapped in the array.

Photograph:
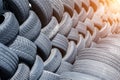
[
  {"x1": 59, "y1": 12, "x2": 73, "y2": 36},
  {"x1": 19, "y1": 10, "x2": 41, "y2": 41},
  {"x1": 74, "y1": 0, "x2": 82, "y2": 13},
  {"x1": 49, "y1": 0, "x2": 64, "y2": 22},
  {"x1": 5, "y1": 0, "x2": 30, "y2": 24},
  {"x1": 60, "y1": 72, "x2": 101, "y2": 80},
  {"x1": 44, "y1": 48, "x2": 62, "y2": 72},
  {"x1": 61, "y1": 0, "x2": 74, "y2": 16},
  {"x1": 56, "y1": 61, "x2": 73, "y2": 75},
  {"x1": 9, "y1": 36, "x2": 37, "y2": 66},
  {"x1": 10, "y1": 63, "x2": 30, "y2": 80},
  {"x1": 41, "y1": 16, "x2": 59, "y2": 40},
  {"x1": 29, "y1": 0, "x2": 53, "y2": 27},
  {"x1": 30, "y1": 55, "x2": 44, "y2": 80},
  {"x1": 35, "y1": 33, "x2": 52, "y2": 60},
  {"x1": 67, "y1": 28, "x2": 79, "y2": 43},
  {"x1": 0, "y1": 12, "x2": 19, "y2": 45},
  {"x1": 78, "y1": 8, "x2": 87, "y2": 22},
  {"x1": 77, "y1": 34, "x2": 85, "y2": 52},
  {"x1": 76, "y1": 21, "x2": 87, "y2": 36},
  {"x1": 0, "y1": 43, "x2": 18, "y2": 79},
  {"x1": 52, "y1": 33, "x2": 68, "y2": 56},
  {"x1": 72, "y1": 59, "x2": 120, "y2": 80},
  {"x1": 39, "y1": 70, "x2": 60, "y2": 80},
  {"x1": 63, "y1": 41, "x2": 77, "y2": 64}
]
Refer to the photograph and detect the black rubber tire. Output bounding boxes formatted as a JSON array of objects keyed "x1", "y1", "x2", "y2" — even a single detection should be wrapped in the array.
[
  {"x1": 35, "y1": 33, "x2": 52, "y2": 60},
  {"x1": 19, "y1": 10, "x2": 41, "y2": 41},
  {"x1": 39, "y1": 70, "x2": 60, "y2": 80},
  {"x1": 63, "y1": 41, "x2": 77, "y2": 64},
  {"x1": 84, "y1": 31, "x2": 92, "y2": 48},
  {"x1": 86, "y1": 7, "x2": 94, "y2": 19},
  {"x1": 74, "y1": 0, "x2": 82, "y2": 13},
  {"x1": 72, "y1": 10, "x2": 79, "y2": 27},
  {"x1": 49, "y1": 0, "x2": 64, "y2": 22},
  {"x1": 30, "y1": 55, "x2": 44, "y2": 80},
  {"x1": 76, "y1": 21, "x2": 87, "y2": 36},
  {"x1": 61, "y1": 0, "x2": 74, "y2": 16},
  {"x1": 9, "y1": 36, "x2": 37, "y2": 66},
  {"x1": 77, "y1": 34, "x2": 85, "y2": 52},
  {"x1": 59, "y1": 12, "x2": 73, "y2": 37},
  {"x1": 0, "y1": 12, "x2": 19, "y2": 45},
  {"x1": 76, "y1": 48, "x2": 120, "y2": 72},
  {"x1": 52, "y1": 33, "x2": 68, "y2": 56},
  {"x1": 10, "y1": 63, "x2": 30, "y2": 80},
  {"x1": 94, "y1": 23, "x2": 111, "y2": 42},
  {"x1": 29, "y1": 0, "x2": 53, "y2": 27},
  {"x1": 41, "y1": 16, "x2": 59, "y2": 40},
  {"x1": 5, "y1": 0, "x2": 30, "y2": 24},
  {"x1": 78, "y1": 8, "x2": 87, "y2": 22},
  {"x1": 60, "y1": 72, "x2": 101, "y2": 80},
  {"x1": 84, "y1": 18, "x2": 94, "y2": 34},
  {"x1": 0, "y1": 43, "x2": 18, "y2": 79},
  {"x1": 67, "y1": 28, "x2": 79, "y2": 43},
  {"x1": 90, "y1": 0, "x2": 99, "y2": 11},
  {"x1": 92, "y1": 14, "x2": 103, "y2": 29},
  {"x1": 44, "y1": 48, "x2": 62, "y2": 72},
  {"x1": 72, "y1": 59, "x2": 120, "y2": 80},
  {"x1": 56, "y1": 61, "x2": 73, "y2": 75},
  {"x1": 81, "y1": 0, "x2": 90, "y2": 11}
]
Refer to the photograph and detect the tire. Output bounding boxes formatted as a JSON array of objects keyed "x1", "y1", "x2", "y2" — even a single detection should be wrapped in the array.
[
  {"x1": 63, "y1": 41, "x2": 77, "y2": 64},
  {"x1": 41, "y1": 17, "x2": 59, "y2": 40},
  {"x1": 86, "y1": 7, "x2": 94, "y2": 19},
  {"x1": 76, "y1": 48, "x2": 120, "y2": 72},
  {"x1": 59, "y1": 12, "x2": 73, "y2": 37},
  {"x1": 9, "y1": 36, "x2": 37, "y2": 66},
  {"x1": 56, "y1": 61, "x2": 73, "y2": 75},
  {"x1": 94, "y1": 23, "x2": 111, "y2": 41},
  {"x1": 81, "y1": 0, "x2": 90, "y2": 11},
  {"x1": 5, "y1": 0, "x2": 30, "y2": 24},
  {"x1": 35, "y1": 33, "x2": 52, "y2": 60},
  {"x1": 67, "y1": 28, "x2": 79, "y2": 43},
  {"x1": 84, "y1": 18, "x2": 94, "y2": 34},
  {"x1": 92, "y1": 27, "x2": 98, "y2": 41},
  {"x1": 10, "y1": 63, "x2": 30, "y2": 80},
  {"x1": 92, "y1": 14, "x2": 103, "y2": 29},
  {"x1": 77, "y1": 34, "x2": 85, "y2": 52},
  {"x1": 0, "y1": 43, "x2": 18, "y2": 79},
  {"x1": 39, "y1": 70, "x2": 60, "y2": 80},
  {"x1": 76, "y1": 21, "x2": 87, "y2": 35},
  {"x1": 0, "y1": 12, "x2": 19, "y2": 45},
  {"x1": 61, "y1": 0, "x2": 74, "y2": 16},
  {"x1": 52, "y1": 33, "x2": 68, "y2": 56},
  {"x1": 72, "y1": 10, "x2": 79, "y2": 27},
  {"x1": 90, "y1": 0, "x2": 99, "y2": 11},
  {"x1": 74, "y1": 0, "x2": 82, "y2": 13},
  {"x1": 72, "y1": 59, "x2": 120, "y2": 80},
  {"x1": 49, "y1": 0, "x2": 64, "y2": 22},
  {"x1": 78, "y1": 8, "x2": 87, "y2": 22},
  {"x1": 29, "y1": 0, "x2": 53, "y2": 27},
  {"x1": 94, "y1": 43, "x2": 120, "y2": 60},
  {"x1": 111, "y1": 22, "x2": 117, "y2": 33},
  {"x1": 60, "y1": 72, "x2": 101, "y2": 80},
  {"x1": 30, "y1": 55, "x2": 44, "y2": 80},
  {"x1": 19, "y1": 10, "x2": 41, "y2": 41},
  {"x1": 84, "y1": 31, "x2": 92, "y2": 48},
  {"x1": 44, "y1": 48, "x2": 62, "y2": 72}
]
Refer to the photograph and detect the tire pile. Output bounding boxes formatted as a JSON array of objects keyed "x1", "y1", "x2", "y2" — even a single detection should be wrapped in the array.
[{"x1": 0, "y1": 0, "x2": 120, "y2": 80}]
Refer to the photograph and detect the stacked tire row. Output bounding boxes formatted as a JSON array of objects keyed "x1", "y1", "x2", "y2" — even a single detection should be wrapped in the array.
[{"x1": 0, "y1": 0, "x2": 120, "y2": 80}]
